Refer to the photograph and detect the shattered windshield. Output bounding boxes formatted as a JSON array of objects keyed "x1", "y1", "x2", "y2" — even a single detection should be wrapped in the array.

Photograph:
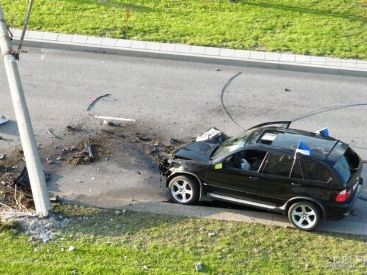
[{"x1": 211, "y1": 130, "x2": 252, "y2": 159}]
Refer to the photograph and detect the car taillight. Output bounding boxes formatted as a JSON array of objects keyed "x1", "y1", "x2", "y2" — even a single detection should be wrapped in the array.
[{"x1": 335, "y1": 189, "x2": 352, "y2": 203}]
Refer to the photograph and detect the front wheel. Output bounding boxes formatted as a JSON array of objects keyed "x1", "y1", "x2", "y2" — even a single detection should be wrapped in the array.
[
  {"x1": 288, "y1": 201, "x2": 320, "y2": 231},
  {"x1": 169, "y1": 175, "x2": 199, "y2": 205}
]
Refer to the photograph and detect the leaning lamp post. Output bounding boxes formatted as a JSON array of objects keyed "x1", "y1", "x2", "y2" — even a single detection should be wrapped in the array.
[{"x1": 0, "y1": 7, "x2": 51, "y2": 216}]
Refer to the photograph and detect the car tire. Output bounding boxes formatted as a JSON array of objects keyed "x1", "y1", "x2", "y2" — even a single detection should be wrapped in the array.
[
  {"x1": 288, "y1": 201, "x2": 320, "y2": 231},
  {"x1": 169, "y1": 175, "x2": 199, "y2": 205}
]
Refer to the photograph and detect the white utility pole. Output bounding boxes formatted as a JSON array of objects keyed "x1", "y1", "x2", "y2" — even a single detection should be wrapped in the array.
[{"x1": 0, "y1": 7, "x2": 51, "y2": 216}]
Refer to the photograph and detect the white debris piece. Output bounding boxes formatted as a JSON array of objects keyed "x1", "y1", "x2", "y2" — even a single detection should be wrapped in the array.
[
  {"x1": 0, "y1": 115, "x2": 9, "y2": 125},
  {"x1": 195, "y1": 262, "x2": 203, "y2": 271},
  {"x1": 208, "y1": 232, "x2": 216, "y2": 238},
  {"x1": 95, "y1": 115, "x2": 136, "y2": 122},
  {"x1": 68, "y1": 246, "x2": 76, "y2": 252},
  {"x1": 196, "y1": 127, "x2": 222, "y2": 142}
]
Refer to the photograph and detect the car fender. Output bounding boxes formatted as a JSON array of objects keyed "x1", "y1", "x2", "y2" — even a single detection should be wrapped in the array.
[
  {"x1": 167, "y1": 172, "x2": 203, "y2": 201},
  {"x1": 281, "y1": 196, "x2": 327, "y2": 219}
]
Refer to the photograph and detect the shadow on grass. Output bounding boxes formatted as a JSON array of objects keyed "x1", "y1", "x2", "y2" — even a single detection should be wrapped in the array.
[
  {"x1": 62, "y1": 0, "x2": 157, "y2": 13},
  {"x1": 64, "y1": 0, "x2": 367, "y2": 23},
  {"x1": 239, "y1": 0, "x2": 367, "y2": 22},
  {"x1": 53, "y1": 198, "x2": 367, "y2": 245}
]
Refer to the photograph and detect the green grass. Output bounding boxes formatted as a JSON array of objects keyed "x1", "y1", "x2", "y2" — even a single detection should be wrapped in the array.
[
  {"x1": 1, "y1": 205, "x2": 367, "y2": 274},
  {"x1": 2, "y1": 0, "x2": 367, "y2": 59}
]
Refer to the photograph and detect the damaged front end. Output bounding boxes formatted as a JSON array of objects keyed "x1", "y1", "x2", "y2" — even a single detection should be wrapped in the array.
[{"x1": 159, "y1": 127, "x2": 228, "y2": 182}]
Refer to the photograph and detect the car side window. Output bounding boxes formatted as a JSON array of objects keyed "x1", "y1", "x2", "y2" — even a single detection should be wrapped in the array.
[
  {"x1": 303, "y1": 160, "x2": 332, "y2": 182},
  {"x1": 290, "y1": 159, "x2": 303, "y2": 179},
  {"x1": 263, "y1": 152, "x2": 302, "y2": 178},
  {"x1": 225, "y1": 149, "x2": 266, "y2": 172}
]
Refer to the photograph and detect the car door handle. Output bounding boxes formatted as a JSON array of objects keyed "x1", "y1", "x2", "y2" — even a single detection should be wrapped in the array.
[{"x1": 249, "y1": 176, "x2": 259, "y2": 180}]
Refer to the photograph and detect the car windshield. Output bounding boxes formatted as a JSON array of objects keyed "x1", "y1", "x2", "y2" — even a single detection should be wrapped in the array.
[{"x1": 211, "y1": 130, "x2": 253, "y2": 159}]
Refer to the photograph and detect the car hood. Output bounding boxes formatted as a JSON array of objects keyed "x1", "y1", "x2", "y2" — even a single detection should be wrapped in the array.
[{"x1": 172, "y1": 141, "x2": 220, "y2": 162}]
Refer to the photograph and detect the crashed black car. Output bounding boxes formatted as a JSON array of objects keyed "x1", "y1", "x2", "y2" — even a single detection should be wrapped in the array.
[{"x1": 160, "y1": 121, "x2": 363, "y2": 231}]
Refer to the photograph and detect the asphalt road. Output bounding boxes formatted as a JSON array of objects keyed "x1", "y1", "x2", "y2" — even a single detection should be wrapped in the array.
[
  {"x1": 0, "y1": 47, "x2": 367, "y2": 233},
  {"x1": 0, "y1": 48, "x2": 366, "y2": 154}
]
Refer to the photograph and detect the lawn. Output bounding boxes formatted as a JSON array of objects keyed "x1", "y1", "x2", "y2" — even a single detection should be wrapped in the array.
[
  {"x1": 0, "y1": 205, "x2": 367, "y2": 274},
  {"x1": 2, "y1": 0, "x2": 367, "y2": 59}
]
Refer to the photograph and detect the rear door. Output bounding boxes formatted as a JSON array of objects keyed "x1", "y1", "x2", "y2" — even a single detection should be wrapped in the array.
[{"x1": 255, "y1": 151, "x2": 306, "y2": 206}]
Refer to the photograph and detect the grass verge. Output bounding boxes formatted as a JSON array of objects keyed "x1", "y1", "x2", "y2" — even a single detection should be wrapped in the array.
[
  {"x1": 0, "y1": 204, "x2": 367, "y2": 274},
  {"x1": 2, "y1": 0, "x2": 367, "y2": 59}
]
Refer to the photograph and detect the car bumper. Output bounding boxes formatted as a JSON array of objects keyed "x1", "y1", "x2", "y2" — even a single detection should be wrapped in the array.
[{"x1": 324, "y1": 178, "x2": 363, "y2": 219}]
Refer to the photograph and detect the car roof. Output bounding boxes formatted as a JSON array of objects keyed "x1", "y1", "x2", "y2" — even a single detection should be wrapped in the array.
[{"x1": 247, "y1": 126, "x2": 346, "y2": 163}]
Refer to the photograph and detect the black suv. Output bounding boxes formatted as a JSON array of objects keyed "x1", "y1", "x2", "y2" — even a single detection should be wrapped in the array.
[{"x1": 160, "y1": 121, "x2": 363, "y2": 230}]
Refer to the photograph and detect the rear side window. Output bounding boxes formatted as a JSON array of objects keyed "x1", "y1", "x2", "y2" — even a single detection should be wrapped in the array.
[
  {"x1": 333, "y1": 157, "x2": 351, "y2": 183},
  {"x1": 303, "y1": 160, "x2": 331, "y2": 182},
  {"x1": 263, "y1": 152, "x2": 302, "y2": 178},
  {"x1": 333, "y1": 147, "x2": 360, "y2": 184}
]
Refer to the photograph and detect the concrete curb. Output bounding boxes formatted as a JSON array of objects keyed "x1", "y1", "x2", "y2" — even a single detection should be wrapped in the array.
[
  {"x1": 11, "y1": 29, "x2": 367, "y2": 77},
  {"x1": 59, "y1": 193, "x2": 367, "y2": 236}
]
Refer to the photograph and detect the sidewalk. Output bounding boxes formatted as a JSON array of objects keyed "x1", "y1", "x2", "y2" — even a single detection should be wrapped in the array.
[{"x1": 11, "y1": 29, "x2": 367, "y2": 77}]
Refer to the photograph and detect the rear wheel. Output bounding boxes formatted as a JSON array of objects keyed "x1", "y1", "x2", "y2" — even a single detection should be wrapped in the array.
[
  {"x1": 169, "y1": 175, "x2": 199, "y2": 205},
  {"x1": 288, "y1": 201, "x2": 320, "y2": 231}
]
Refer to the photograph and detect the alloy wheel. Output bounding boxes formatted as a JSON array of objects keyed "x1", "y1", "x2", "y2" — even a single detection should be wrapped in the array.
[
  {"x1": 291, "y1": 204, "x2": 318, "y2": 230},
  {"x1": 171, "y1": 179, "x2": 193, "y2": 203}
]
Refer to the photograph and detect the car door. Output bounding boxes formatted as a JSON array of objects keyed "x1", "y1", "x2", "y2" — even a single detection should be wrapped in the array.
[
  {"x1": 203, "y1": 149, "x2": 267, "y2": 200},
  {"x1": 255, "y1": 151, "x2": 306, "y2": 206}
]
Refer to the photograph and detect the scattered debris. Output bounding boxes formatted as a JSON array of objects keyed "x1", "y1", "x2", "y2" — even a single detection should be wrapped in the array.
[
  {"x1": 84, "y1": 143, "x2": 94, "y2": 159},
  {"x1": 68, "y1": 245, "x2": 76, "y2": 252},
  {"x1": 142, "y1": 265, "x2": 148, "y2": 270},
  {"x1": 46, "y1": 128, "x2": 58, "y2": 139},
  {"x1": 95, "y1": 115, "x2": 136, "y2": 122},
  {"x1": 66, "y1": 141, "x2": 99, "y2": 166},
  {"x1": 208, "y1": 232, "x2": 216, "y2": 238},
  {"x1": 285, "y1": 88, "x2": 292, "y2": 92},
  {"x1": 170, "y1": 138, "x2": 180, "y2": 145},
  {"x1": 49, "y1": 195, "x2": 59, "y2": 202},
  {"x1": 136, "y1": 133, "x2": 152, "y2": 142},
  {"x1": 102, "y1": 120, "x2": 118, "y2": 126},
  {"x1": 0, "y1": 212, "x2": 69, "y2": 242},
  {"x1": 15, "y1": 167, "x2": 30, "y2": 188},
  {"x1": 195, "y1": 262, "x2": 203, "y2": 272},
  {"x1": 215, "y1": 68, "x2": 221, "y2": 71},
  {"x1": 196, "y1": 127, "x2": 228, "y2": 143},
  {"x1": 87, "y1": 93, "x2": 111, "y2": 111},
  {"x1": 0, "y1": 115, "x2": 9, "y2": 125},
  {"x1": 0, "y1": 154, "x2": 6, "y2": 160},
  {"x1": 115, "y1": 210, "x2": 121, "y2": 215},
  {"x1": 66, "y1": 125, "x2": 82, "y2": 132}
]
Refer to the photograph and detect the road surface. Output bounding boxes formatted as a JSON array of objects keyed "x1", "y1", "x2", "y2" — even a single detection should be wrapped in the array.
[{"x1": 0, "y1": 47, "x2": 366, "y2": 234}]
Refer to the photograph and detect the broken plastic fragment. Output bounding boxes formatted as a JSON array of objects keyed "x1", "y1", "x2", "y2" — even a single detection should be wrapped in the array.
[
  {"x1": 95, "y1": 115, "x2": 136, "y2": 122},
  {"x1": 196, "y1": 127, "x2": 227, "y2": 143},
  {"x1": 0, "y1": 115, "x2": 9, "y2": 125}
]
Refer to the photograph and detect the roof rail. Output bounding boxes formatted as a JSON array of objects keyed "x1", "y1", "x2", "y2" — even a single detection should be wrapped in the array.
[{"x1": 247, "y1": 121, "x2": 292, "y2": 130}]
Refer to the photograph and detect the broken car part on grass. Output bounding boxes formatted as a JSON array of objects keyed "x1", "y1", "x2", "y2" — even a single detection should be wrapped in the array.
[{"x1": 160, "y1": 121, "x2": 364, "y2": 231}]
